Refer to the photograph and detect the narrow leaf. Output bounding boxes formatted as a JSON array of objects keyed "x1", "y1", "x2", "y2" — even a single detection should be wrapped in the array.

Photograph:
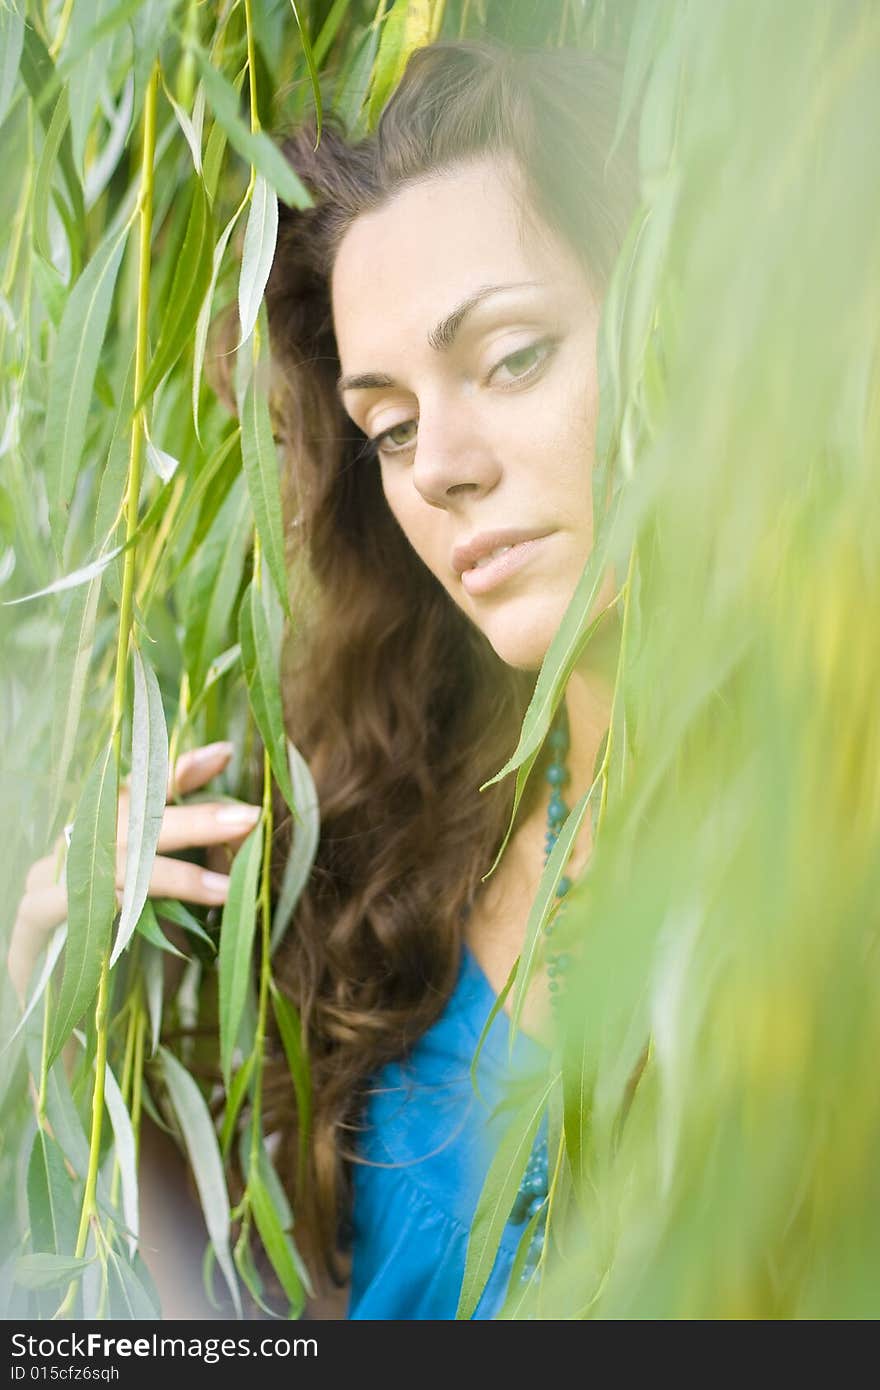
[
  {"x1": 27, "y1": 1130, "x2": 79, "y2": 1257},
  {"x1": 0, "y1": 3, "x2": 24, "y2": 128},
  {"x1": 455, "y1": 1076, "x2": 555, "y2": 1320},
  {"x1": 1, "y1": 541, "x2": 125, "y2": 606},
  {"x1": 238, "y1": 174, "x2": 278, "y2": 346},
  {"x1": 189, "y1": 43, "x2": 312, "y2": 209},
  {"x1": 136, "y1": 902, "x2": 186, "y2": 960},
  {"x1": 15, "y1": 1254, "x2": 93, "y2": 1290},
  {"x1": 110, "y1": 648, "x2": 168, "y2": 968},
  {"x1": 48, "y1": 741, "x2": 118, "y2": 1069},
  {"x1": 248, "y1": 1170, "x2": 305, "y2": 1318},
  {"x1": 218, "y1": 821, "x2": 264, "y2": 1088},
  {"x1": 142, "y1": 940, "x2": 164, "y2": 1057},
  {"x1": 270, "y1": 981, "x2": 311, "y2": 1192},
  {"x1": 288, "y1": 0, "x2": 323, "y2": 142},
  {"x1": 220, "y1": 1053, "x2": 255, "y2": 1160},
  {"x1": 270, "y1": 739, "x2": 319, "y2": 952},
  {"x1": 508, "y1": 784, "x2": 595, "y2": 1056},
  {"x1": 158, "y1": 1046, "x2": 242, "y2": 1317},
  {"x1": 102, "y1": 1061, "x2": 139, "y2": 1257},
  {"x1": 134, "y1": 178, "x2": 213, "y2": 408},
  {"x1": 43, "y1": 222, "x2": 128, "y2": 556},
  {"x1": 240, "y1": 377, "x2": 292, "y2": 619},
  {"x1": 238, "y1": 582, "x2": 295, "y2": 814},
  {"x1": 152, "y1": 898, "x2": 215, "y2": 951},
  {"x1": 192, "y1": 203, "x2": 246, "y2": 439}
]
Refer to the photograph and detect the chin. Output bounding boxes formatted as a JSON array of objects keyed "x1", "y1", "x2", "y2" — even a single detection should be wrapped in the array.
[{"x1": 481, "y1": 604, "x2": 564, "y2": 672}]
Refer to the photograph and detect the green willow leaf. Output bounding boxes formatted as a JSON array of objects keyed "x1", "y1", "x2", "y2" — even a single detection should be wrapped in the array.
[
  {"x1": 106, "y1": 1249, "x2": 160, "y2": 1319},
  {"x1": 189, "y1": 43, "x2": 312, "y2": 209},
  {"x1": 110, "y1": 647, "x2": 169, "y2": 968},
  {"x1": 44, "y1": 223, "x2": 128, "y2": 557},
  {"x1": 240, "y1": 376, "x2": 293, "y2": 620},
  {"x1": 49, "y1": 574, "x2": 102, "y2": 831},
  {"x1": 508, "y1": 784, "x2": 595, "y2": 1057},
  {"x1": 134, "y1": 178, "x2": 213, "y2": 409},
  {"x1": 288, "y1": 0, "x2": 323, "y2": 142},
  {"x1": 270, "y1": 739, "x2": 319, "y2": 953},
  {"x1": 158, "y1": 1046, "x2": 242, "y2": 1318},
  {"x1": 469, "y1": 955, "x2": 518, "y2": 1106},
  {"x1": 20, "y1": 26, "x2": 85, "y2": 230},
  {"x1": 1, "y1": 541, "x2": 126, "y2": 607},
  {"x1": 312, "y1": 0, "x2": 350, "y2": 67},
  {"x1": 269, "y1": 981, "x2": 311, "y2": 1192},
  {"x1": 66, "y1": 0, "x2": 116, "y2": 176},
  {"x1": 238, "y1": 582, "x2": 295, "y2": 815},
  {"x1": 0, "y1": 2, "x2": 24, "y2": 128},
  {"x1": 33, "y1": 88, "x2": 70, "y2": 263},
  {"x1": 192, "y1": 204, "x2": 246, "y2": 439},
  {"x1": 27, "y1": 1130, "x2": 79, "y2": 1258},
  {"x1": 561, "y1": 1010, "x2": 592, "y2": 1198},
  {"x1": 218, "y1": 820, "x2": 264, "y2": 1088},
  {"x1": 15, "y1": 1255, "x2": 93, "y2": 1290},
  {"x1": 247, "y1": 1170, "x2": 305, "y2": 1318},
  {"x1": 152, "y1": 898, "x2": 215, "y2": 951},
  {"x1": 478, "y1": 545, "x2": 620, "y2": 878},
  {"x1": 455, "y1": 1075, "x2": 555, "y2": 1320},
  {"x1": 48, "y1": 740, "x2": 118, "y2": 1069},
  {"x1": 182, "y1": 476, "x2": 251, "y2": 694},
  {"x1": 142, "y1": 940, "x2": 164, "y2": 1057},
  {"x1": 220, "y1": 1053, "x2": 255, "y2": 1160},
  {"x1": 366, "y1": 0, "x2": 409, "y2": 128},
  {"x1": 136, "y1": 901, "x2": 187, "y2": 960},
  {"x1": 102, "y1": 1061, "x2": 139, "y2": 1258},
  {"x1": 238, "y1": 173, "x2": 278, "y2": 346}
]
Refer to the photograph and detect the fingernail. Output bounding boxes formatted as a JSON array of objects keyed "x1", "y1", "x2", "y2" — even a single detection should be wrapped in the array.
[
  {"x1": 201, "y1": 870, "x2": 229, "y2": 896},
  {"x1": 215, "y1": 804, "x2": 261, "y2": 826},
  {"x1": 192, "y1": 741, "x2": 234, "y2": 765}
]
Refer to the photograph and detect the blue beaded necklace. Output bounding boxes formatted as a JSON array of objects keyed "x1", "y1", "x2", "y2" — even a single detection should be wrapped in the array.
[{"x1": 508, "y1": 700, "x2": 574, "y2": 1283}]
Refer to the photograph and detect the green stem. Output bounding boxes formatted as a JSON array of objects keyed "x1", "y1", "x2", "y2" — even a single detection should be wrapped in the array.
[
  {"x1": 55, "y1": 59, "x2": 160, "y2": 1321},
  {"x1": 48, "y1": 0, "x2": 76, "y2": 60},
  {"x1": 243, "y1": 0, "x2": 261, "y2": 134}
]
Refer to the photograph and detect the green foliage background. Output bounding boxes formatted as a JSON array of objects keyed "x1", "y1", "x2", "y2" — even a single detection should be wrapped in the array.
[{"x1": 1, "y1": 0, "x2": 878, "y2": 1319}]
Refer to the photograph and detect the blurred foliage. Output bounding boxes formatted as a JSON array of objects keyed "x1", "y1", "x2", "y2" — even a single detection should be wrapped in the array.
[{"x1": 1, "y1": 0, "x2": 878, "y2": 1320}]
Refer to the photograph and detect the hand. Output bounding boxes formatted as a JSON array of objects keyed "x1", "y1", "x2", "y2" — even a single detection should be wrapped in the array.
[{"x1": 7, "y1": 741, "x2": 261, "y2": 1007}]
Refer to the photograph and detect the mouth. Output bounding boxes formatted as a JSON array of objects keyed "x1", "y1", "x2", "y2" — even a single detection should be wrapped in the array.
[{"x1": 460, "y1": 534, "x2": 552, "y2": 596}]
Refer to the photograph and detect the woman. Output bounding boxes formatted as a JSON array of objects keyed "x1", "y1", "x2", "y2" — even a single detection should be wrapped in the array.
[{"x1": 9, "y1": 38, "x2": 638, "y2": 1319}]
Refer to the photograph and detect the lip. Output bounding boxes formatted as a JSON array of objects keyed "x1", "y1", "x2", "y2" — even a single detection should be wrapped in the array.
[
  {"x1": 458, "y1": 533, "x2": 553, "y2": 597},
  {"x1": 452, "y1": 528, "x2": 553, "y2": 575}
]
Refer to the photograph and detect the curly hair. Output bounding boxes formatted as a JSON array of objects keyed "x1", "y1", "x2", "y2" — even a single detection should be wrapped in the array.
[{"x1": 256, "y1": 37, "x2": 638, "y2": 1293}]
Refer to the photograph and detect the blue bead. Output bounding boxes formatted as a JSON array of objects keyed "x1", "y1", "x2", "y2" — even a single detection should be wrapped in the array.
[
  {"x1": 545, "y1": 762, "x2": 569, "y2": 787},
  {"x1": 549, "y1": 978, "x2": 559, "y2": 992},
  {"x1": 548, "y1": 726, "x2": 569, "y2": 751},
  {"x1": 527, "y1": 1194, "x2": 545, "y2": 1221},
  {"x1": 556, "y1": 875, "x2": 572, "y2": 896},
  {"x1": 548, "y1": 793, "x2": 566, "y2": 818}
]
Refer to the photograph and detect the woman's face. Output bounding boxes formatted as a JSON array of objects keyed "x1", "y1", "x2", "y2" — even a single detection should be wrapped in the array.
[{"x1": 332, "y1": 154, "x2": 608, "y2": 670}]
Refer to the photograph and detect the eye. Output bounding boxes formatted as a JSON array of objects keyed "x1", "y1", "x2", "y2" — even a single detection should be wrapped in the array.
[
  {"x1": 489, "y1": 337, "x2": 558, "y2": 386},
  {"x1": 371, "y1": 418, "x2": 418, "y2": 456}
]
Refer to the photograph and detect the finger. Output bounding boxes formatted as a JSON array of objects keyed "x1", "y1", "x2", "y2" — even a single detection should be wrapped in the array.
[
  {"x1": 115, "y1": 850, "x2": 230, "y2": 907},
  {"x1": 158, "y1": 801, "x2": 261, "y2": 852},
  {"x1": 167, "y1": 742, "x2": 234, "y2": 801}
]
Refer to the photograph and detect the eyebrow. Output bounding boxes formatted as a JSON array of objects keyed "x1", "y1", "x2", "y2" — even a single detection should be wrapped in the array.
[{"x1": 336, "y1": 280, "x2": 546, "y2": 399}]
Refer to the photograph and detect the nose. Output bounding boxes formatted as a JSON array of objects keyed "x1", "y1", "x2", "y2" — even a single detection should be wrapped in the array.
[{"x1": 410, "y1": 395, "x2": 502, "y2": 507}]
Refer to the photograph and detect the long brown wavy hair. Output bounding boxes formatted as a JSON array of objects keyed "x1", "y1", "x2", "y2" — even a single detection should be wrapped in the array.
[{"x1": 255, "y1": 36, "x2": 639, "y2": 1294}]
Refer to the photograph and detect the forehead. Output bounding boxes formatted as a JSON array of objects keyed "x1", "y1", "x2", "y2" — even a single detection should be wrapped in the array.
[{"x1": 330, "y1": 156, "x2": 576, "y2": 367}]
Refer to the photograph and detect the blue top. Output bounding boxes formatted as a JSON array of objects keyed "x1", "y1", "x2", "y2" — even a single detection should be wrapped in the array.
[{"x1": 346, "y1": 942, "x2": 549, "y2": 1319}]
